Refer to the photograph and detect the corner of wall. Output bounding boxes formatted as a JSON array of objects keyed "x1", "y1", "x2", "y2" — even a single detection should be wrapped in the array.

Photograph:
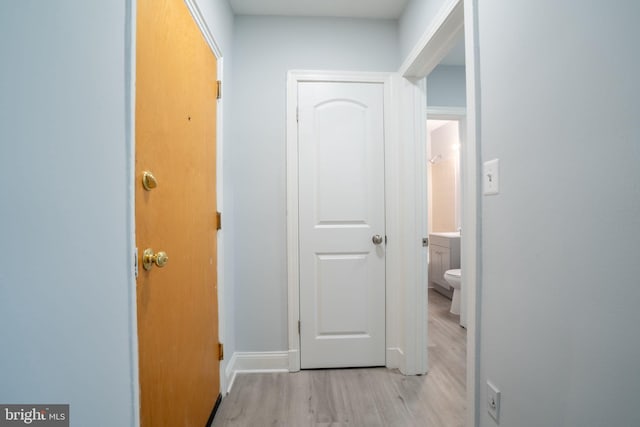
[{"x1": 222, "y1": 351, "x2": 289, "y2": 394}]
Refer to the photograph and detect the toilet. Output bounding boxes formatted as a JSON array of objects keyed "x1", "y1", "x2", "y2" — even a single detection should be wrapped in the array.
[{"x1": 444, "y1": 269, "x2": 462, "y2": 315}]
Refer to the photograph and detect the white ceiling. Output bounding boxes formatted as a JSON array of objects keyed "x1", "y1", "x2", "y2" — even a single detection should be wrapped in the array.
[
  {"x1": 229, "y1": 0, "x2": 410, "y2": 19},
  {"x1": 228, "y1": 0, "x2": 465, "y2": 66}
]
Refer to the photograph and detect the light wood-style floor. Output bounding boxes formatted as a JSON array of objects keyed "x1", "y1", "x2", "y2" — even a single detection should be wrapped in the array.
[{"x1": 212, "y1": 289, "x2": 466, "y2": 426}]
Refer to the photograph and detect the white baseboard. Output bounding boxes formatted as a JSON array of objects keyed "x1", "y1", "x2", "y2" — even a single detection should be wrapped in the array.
[
  {"x1": 224, "y1": 351, "x2": 289, "y2": 394},
  {"x1": 386, "y1": 347, "x2": 405, "y2": 370},
  {"x1": 288, "y1": 349, "x2": 300, "y2": 372},
  {"x1": 224, "y1": 349, "x2": 406, "y2": 394}
]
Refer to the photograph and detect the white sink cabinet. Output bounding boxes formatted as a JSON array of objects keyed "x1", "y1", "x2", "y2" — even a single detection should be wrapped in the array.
[{"x1": 429, "y1": 233, "x2": 461, "y2": 292}]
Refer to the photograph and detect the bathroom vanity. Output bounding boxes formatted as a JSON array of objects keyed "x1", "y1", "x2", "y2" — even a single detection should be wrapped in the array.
[{"x1": 429, "y1": 232, "x2": 461, "y2": 297}]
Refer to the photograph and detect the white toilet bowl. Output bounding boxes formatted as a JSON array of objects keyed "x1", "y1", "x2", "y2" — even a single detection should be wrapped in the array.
[{"x1": 444, "y1": 269, "x2": 462, "y2": 315}]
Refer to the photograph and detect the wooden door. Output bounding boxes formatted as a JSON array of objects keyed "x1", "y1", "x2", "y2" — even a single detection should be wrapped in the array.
[
  {"x1": 136, "y1": 0, "x2": 219, "y2": 425},
  {"x1": 298, "y1": 81, "x2": 386, "y2": 369}
]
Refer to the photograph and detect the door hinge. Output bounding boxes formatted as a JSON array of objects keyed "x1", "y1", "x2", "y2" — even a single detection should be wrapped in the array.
[
  {"x1": 216, "y1": 80, "x2": 222, "y2": 100},
  {"x1": 218, "y1": 342, "x2": 224, "y2": 361},
  {"x1": 216, "y1": 211, "x2": 222, "y2": 231},
  {"x1": 296, "y1": 107, "x2": 299, "y2": 122},
  {"x1": 298, "y1": 320, "x2": 301, "y2": 335},
  {"x1": 422, "y1": 237, "x2": 429, "y2": 247}
]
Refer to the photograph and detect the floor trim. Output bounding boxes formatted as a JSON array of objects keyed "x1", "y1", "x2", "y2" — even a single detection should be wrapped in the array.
[
  {"x1": 225, "y1": 351, "x2": 289, "y2": 393},
  {"x1": 386, "y1": 347, "x2": 405, "y2": 371}
]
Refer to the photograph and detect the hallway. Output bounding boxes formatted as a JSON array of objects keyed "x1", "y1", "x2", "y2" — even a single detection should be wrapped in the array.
[{"x1": 212, "y1": 289, "x2": 466, "y2": 426}]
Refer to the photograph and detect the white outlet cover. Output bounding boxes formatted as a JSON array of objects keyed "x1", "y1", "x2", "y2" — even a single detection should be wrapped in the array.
[
  {"x1": 483, "y1": 159, "x2": 500, "y2": 195},
  {"x1": 487, "y1": 381, "x2": 501, "y2": 423}
]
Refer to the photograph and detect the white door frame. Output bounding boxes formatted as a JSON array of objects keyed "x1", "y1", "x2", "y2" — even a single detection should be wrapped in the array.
[
  {"x1": 398, "y1": 0, "x2": 480, "y2": 426},
  {"x1": 286, "y1": 71, "x2": 398, "y2": 372}
]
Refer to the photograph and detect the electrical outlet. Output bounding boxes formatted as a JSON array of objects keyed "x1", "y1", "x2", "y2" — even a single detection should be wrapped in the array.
[{"x1": 487, "y1": 381, "x2": 501, "y2": 423}]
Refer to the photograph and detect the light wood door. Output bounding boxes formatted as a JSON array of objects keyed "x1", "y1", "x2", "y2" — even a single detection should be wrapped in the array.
[
  {"x1": 298, "y1": 81, "x2": 386, "y2": 369},
  {"x1": 136, "y1": 0, "x2": 219, "y2": 425}
]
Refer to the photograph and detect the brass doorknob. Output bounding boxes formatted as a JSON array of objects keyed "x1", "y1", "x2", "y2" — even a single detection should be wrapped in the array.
[{"x1": 142, "y1": 248, "x2": 169, "y2": 271}]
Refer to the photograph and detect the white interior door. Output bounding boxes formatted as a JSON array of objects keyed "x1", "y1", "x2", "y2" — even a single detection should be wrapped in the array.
[{"x1": 298, "y1": 81, "x2": 386, "y2": 369}]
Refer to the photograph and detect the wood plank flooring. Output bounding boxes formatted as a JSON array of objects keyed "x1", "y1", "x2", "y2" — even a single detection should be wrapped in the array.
[{"x1": 212, "y1": 289, "x2": 466, "y2": 426}]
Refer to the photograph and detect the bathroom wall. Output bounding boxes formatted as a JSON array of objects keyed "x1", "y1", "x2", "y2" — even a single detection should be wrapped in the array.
[{"x1": 428, "y1": 121, "x2": 460, "y2": 233}]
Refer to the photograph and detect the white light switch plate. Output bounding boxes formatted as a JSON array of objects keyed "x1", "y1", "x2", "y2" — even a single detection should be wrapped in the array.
[
  {"x1": 483, "y1": 159, "x2": 500, "y2": 195},
  {"x1": 487, "y1": 381, "x2": 501, "y2": 423}
]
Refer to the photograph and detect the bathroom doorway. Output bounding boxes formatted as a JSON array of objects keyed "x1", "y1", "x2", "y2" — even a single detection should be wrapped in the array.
[
  {"x1": 427, "y1": 115, "x2": 463, "y2": 310},
  {"x1": 424, "y1": 30, "x2": 468, "y2": 422},
  {"x1": 425, "y1": 117, "x2": 467, "y2": 306},
  {"x1": 397, "y1": 0, "x2": 479, "y2": 422}
]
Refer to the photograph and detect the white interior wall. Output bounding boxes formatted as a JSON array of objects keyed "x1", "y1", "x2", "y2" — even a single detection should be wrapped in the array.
[
  {"x1": 427, "y1": 64, "x2": 466, "y2": 107},
  {"x1": 398, "y1": 0, "x2": 450, "y2": 64},
  {"x1": 0, "y1": 2, "x2": 136, "y2": 426},
  {"x1": 478, "y1": 1, "x2": 640, "y2": 426},
  {"x1": 230, "y1": 15, "x2": 398, "y2": 352}
]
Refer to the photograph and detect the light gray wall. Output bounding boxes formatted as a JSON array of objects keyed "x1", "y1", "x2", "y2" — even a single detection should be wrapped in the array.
[
  {"x1": 398, "y1": 0, "x2": 450, "y2": 64},
  {"x1": 195, "y1": 0, "x2": 237, "y2": 381},
  {"x1": 478, "y1": 1, "x2": 640, "y2": 426},
  {"x1": 427, "y1": 65, "x2": 466, "y2": 108},
  {"x1": 196, "y1": 0, "x2": 234, "y2": 53},
  {"x1": 0, "y1": 2, "x2": 136, "y2": 426},
  {"x1": 231, "y1": 15, "x2": 398, "y2": 351}
]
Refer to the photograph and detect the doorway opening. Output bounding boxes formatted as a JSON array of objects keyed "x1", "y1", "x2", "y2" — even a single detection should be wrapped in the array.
[
  {"x1": 426, "y1": 112, "x2": 467, "y2": 421},
  {"x1": 397, "y1": 0, "x2": 479, "y2": 424},
  {"x1": 427, "y1": 117, "x2": 462, "y2": 296},
  {"x1": 424, "y1": 31, "x2": 468, "y2": 418}
]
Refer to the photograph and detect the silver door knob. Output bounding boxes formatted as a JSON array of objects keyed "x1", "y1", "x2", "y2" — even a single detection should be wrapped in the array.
[{"x1": 372, "y1": 234, "x2": 383, "y2": 245}]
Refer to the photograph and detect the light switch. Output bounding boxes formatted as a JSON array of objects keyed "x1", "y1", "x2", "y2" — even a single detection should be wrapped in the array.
[
  {"x1": 487, "y1": 381, "x2": 501, "y2": 422},
  {"x1": 483, "y1": 159, "x2": 500, "y2": 195}
]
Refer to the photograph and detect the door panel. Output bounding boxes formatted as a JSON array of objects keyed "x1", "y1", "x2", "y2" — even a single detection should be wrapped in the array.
[
  {"x1": 298, "y1": 82, "x2": 386, "y2": 369},
  {"x1": 316, "y1": 253, "x2": 369, "y2": 335},
  {"x1": 135, "y1": 0, "x2": 219, "y2": 425}
]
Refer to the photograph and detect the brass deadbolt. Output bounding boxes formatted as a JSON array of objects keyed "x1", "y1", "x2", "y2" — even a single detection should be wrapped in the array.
[
  {"x1": 142, "y1": 171, "x2": 158, "y2": 191},
  {"x1": 142, "y1": 248, "x2": 169, "y2": 271}
]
